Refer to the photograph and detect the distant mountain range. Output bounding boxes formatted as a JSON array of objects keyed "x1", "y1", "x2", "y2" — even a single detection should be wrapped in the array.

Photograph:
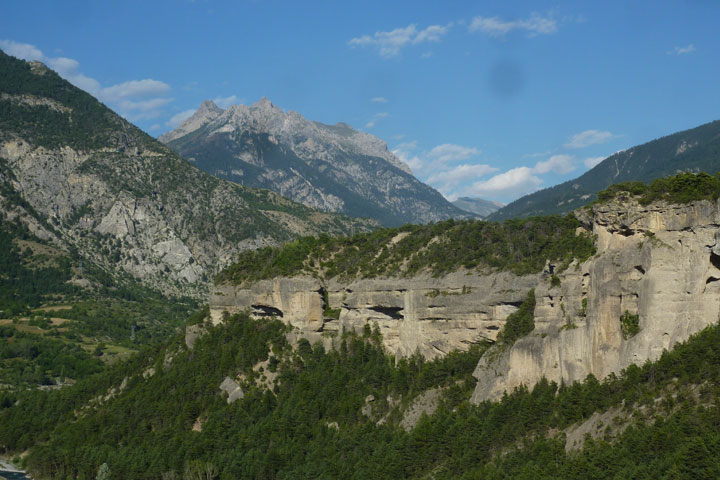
[
  {"x1": 160, "y1": 99, "x2": 469, "y2": 226},
  {"x1": 0, "y1": 51, "x2": 372, "y2": 296},
  {"x1": 451, "y1": 197, "x2": 503, "y2": 218},
  {"x1": 489, "y1": 119, "x2": 720, "y2": 220}
]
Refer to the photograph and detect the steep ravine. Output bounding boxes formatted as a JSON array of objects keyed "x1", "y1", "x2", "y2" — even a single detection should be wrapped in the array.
[{"x1": 210, "y1": 198, "x2": 720, "y2": 403}]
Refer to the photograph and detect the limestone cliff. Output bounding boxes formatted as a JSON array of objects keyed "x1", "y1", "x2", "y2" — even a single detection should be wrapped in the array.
[
  {"x1": 210, "y1": 198, "x2": 720, "y2": 403},
  {"x1": 472, "y1": 198, "x2": 720, "y2": 402},
  {"x1": 210, "y1": 270, "x2": 539, "y2": 360}
]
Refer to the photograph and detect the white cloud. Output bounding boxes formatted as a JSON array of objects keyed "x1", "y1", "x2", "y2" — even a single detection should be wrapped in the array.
[
  {"x1": 392, "y1": 141, "x2": 490, "y2": 194},
  {"x1": 667, "y1": 44, "x2": 695, "y2": 56},
  {"x1": 44, "y1": 55, "x2": 102, "y2": 94},
  {"x1": 468, "y1": 166, "x2": 543, "y2": 198},
  {"x1": 46, "y1": 56, "x2": 80, "y2": 73},
  {"x1": 213, "y1": 95, "x2": 240, "y2": 108},
  {"x1": 0, "y1": 40, "x2": 43, "y2": 61},
  {"x1": 461, "y1": 154, "x2": 575, "y2": 199},
  {"x1": 1, "y1": 39, "x2": 174, "y2": 125},
  {"x1": 101, "y1": 79, "x2": 171, "y2": 101},
  {"x1": 428, "y1": 144, "x2": 481, "y2": 163},
  {"x1": 118, "y1": 97, "x2": 174, "y2": 113},
  {"x1": 564, "y1": 129, "x2": 614, "y2": 149},
  {"x1": 348, "y1": 23, "x2": 452, "y2": 58},
  {"x1": 584, "y1": 156, "x2": 605, "y2": 169},
  {"x1": 469, "y1": 13, "x2": 557, "y2": 37},
  {"x1": 391, "y1": 141, "x2": 422, "y2": 172},
  {"x1": 395, "y1": 140, "x2": 417, "y2": 150},
  {"x1": 413, "y1": 24, "x2": 451, "y2": 43},
  {"x1": 166, "y1": 109, "x2": 196, "y2": 128},
  {"x1": 365, "y1": 112, "x2": 389, "y2": 129},
  {"x1": 533, "y1": 154, "x2": 575, "y2": 174},
  {"x1": 427, "y1": 163, "x2": 497, "y2": 190},
  {"x1": 371, "y1": 97, "x2": 388, "y2": 103}
]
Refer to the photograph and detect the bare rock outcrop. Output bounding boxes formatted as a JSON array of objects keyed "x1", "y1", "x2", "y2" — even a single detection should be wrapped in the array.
[
  {"x1": 210, "y1": 270, "x2": 538, "y2": 360},
  {"x1": 219, "y1": 377, "x2": 244, "y2": 404},
  {"x1": 471, "y1": 199, "x2": 720, "y2": 403}
]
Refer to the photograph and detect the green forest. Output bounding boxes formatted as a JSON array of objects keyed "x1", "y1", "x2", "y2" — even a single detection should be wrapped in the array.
[
  {"x1": 1, "y1": 312, "x2": 718, "y2": 479},
  {"x1": 218, "y1": 214, "x2": 596, "y2": 285},
  {"x1": 596, "y1": 171, "x2": 720, "y2": 205}
]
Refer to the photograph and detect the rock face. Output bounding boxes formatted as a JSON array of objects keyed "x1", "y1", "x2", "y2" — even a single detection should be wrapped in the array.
[
  {"x1": 210, "y1": 271, "x2": 540, "y2": 360},
  {"x1": 219, "y1": 376, "x2": 244, "y2": 404},
  {"x1": 161, "y1": 99, "x2": 469, "y2": 226},
  {"x1": 211, "y1": 198, "x2": 720, "y2": 401},
  {"x1": 472, "y1": 198, "x2": 720, "y2": 403}
]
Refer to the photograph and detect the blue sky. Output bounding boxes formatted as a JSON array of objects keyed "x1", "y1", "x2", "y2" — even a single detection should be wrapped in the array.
[{"x1": 2, "y1": 0, "x2": 719, "y2": 203}]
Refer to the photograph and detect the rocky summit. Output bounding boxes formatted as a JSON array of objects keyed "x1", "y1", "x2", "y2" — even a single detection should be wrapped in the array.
[{"x1": 160, "y1": 99, "x2": 468, "y2": 226}]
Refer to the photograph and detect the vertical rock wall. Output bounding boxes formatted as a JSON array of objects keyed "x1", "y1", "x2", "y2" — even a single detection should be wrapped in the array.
[{"x1": 471, "y1": 199, "x2": 720, "y2": 402}]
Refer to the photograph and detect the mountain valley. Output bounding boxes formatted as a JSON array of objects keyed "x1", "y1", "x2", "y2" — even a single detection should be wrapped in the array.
[{"x1": 1, "y1": 46, "x2": 720, "y2": 480}]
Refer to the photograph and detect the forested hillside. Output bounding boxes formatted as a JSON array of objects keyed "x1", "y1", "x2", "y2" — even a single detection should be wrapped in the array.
[
  {"x1": 1, "y1": 311, "x2": 718, "y2": 479},
  {"x1": 0, "y1": 207, "x2": 199, "y2": 388},
  {"x1": 218, "y1": 214, "x2": 596, "y2": 285}
]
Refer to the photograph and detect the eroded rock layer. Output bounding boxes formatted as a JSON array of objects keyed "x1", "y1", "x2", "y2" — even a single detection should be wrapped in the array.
[
  {"x1": 472, "y1": 199, "x2": 720, "y2": 402},
  {"x1": 210, "y1": 271, "x2": 539, "y2": 360}
]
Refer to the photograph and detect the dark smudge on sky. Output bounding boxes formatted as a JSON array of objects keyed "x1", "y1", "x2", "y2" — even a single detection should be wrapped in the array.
[{"x1": 487, "y1": 59, "x2": 525, "y2": 98}]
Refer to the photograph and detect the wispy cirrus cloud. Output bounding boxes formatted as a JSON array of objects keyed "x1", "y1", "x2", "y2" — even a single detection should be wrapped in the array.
[
  {"x1": 583, "y1": 156, "x2": 606, "y2": 169},
  {"x1": 667, "y1": 43, "x2": 695, "y2": 56},
  {"x1": 0, "y1": 39, "x2": 174, "y2": 123},
  {"x1": 371, "y1": 97, "x2": 388, "y2": 103},
  {"x1": 166, "y1": 109, "x2": 196, "y2": 128},
  {"x1": 348, "y1": 23, "x2": 452, "y2": 58},
  {"x1": 564, "y1": 129, "x2": 615, "y2": 149},
  {"x1": 428, "y1": 144, "x2": 481, "y2": 164},
  {"x1": 213, "y1": 95, "x2": 241, "y2": 108},
  {"x1": 468, "y1": 13, "x2": 558, "y2": 37},
  {"x1": 365, "y1": 112, "x2": 389, "y2": 129}
]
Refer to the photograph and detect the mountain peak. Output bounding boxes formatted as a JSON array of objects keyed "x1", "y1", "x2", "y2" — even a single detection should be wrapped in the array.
[
  {"x1": 162, "y1": 98, "x2": 465, "y2": 225},
  {"x1": 158, "y1": 99, "x2": 224, "y2": 143},
  {"x1": 253, "y1": 97, "x2": 274, "y2": 108},
  {"x1": 198, "y1": 99, "x2": 223, "y2": 114}
]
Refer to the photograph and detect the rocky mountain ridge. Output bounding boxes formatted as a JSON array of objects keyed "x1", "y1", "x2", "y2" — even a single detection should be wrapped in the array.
[
  {"x1": 161, "y1": 99, "x2": 469, "y2": 225},
  {"x1": 210, "y1": 196, "x2": 720, "y2": 402},
  {"x1": 0, "y1": 51, "x2": 373, "y2": 297}
]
